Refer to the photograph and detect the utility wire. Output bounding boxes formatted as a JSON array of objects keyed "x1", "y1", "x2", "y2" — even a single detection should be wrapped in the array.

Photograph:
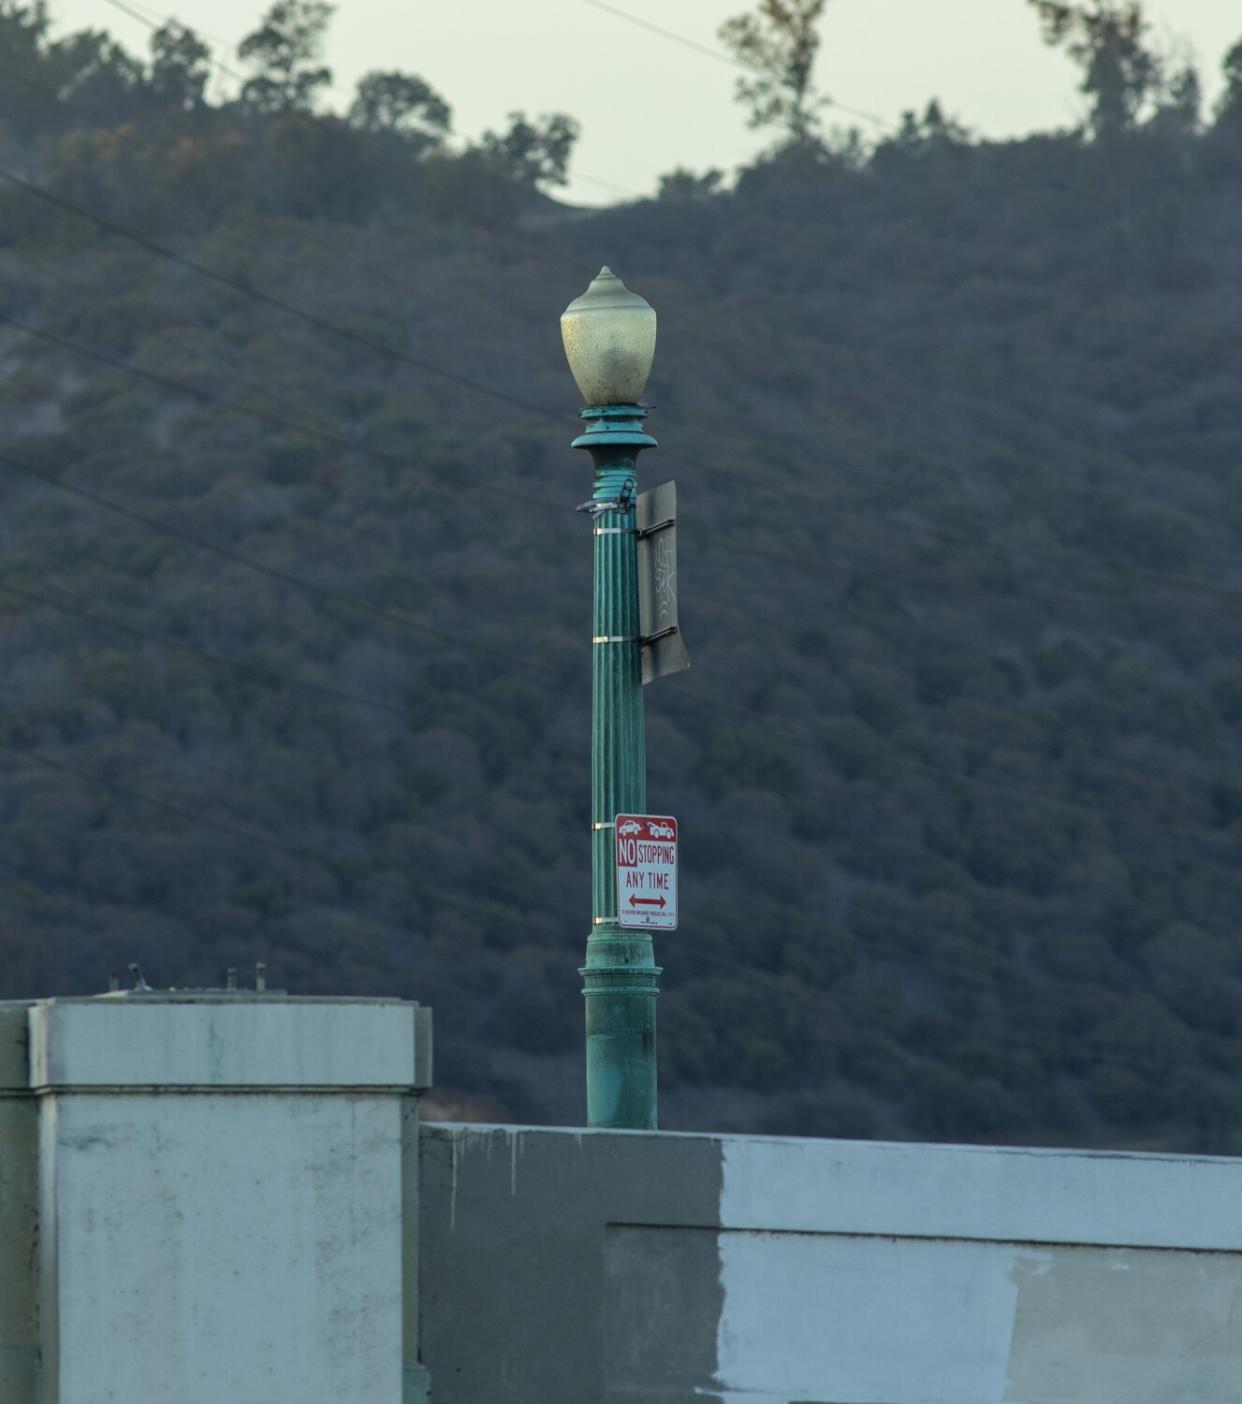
[
  {"x1": 2, "y1": 311, "x2": 419, "y2": 475},
  {"x1": 0, "y1": 853, "x2": 163, "y2": 914},
  {"x1": 6, "y1": 292, "x2": 1239, "y2": 846},
  {"x1": 7, "y1": 157, "x2": 1242, "y2": 849},
  {"x1": 0, "y1": 164, "x2": 562, "y2": 424},
  {"x1": 13, "y1": 254, "x2": 1179, "y2": 621},
  {"x1": 4, "y1": 417, "x2": 1233, "y2": 855},
  {"x1": 100, "y1": 0, "x2": 239, "y2": 56},
  {"x1": 673, "y1": 679, "x2": 1242, "y2": 857},
  {"x1": 4, "y1": 744, "x2": 581, "y2": 922},
  {"x1": 0, "y1": 832, "x2": 1207, "y2": 1089},
  {"x1": 0, "y1": 791, "x2": 1212, "y2": 1092},
  {"x1": 20, "y1": 507, "x2": 1234, "y2": 873},
  {"x1": 1, "y1": 495, "x2": 1222, "y2": 1078},
  {"x1": 0, "y1": 577, "x2": 412, "y2": 719},
  {"x1": 264, "y1": 223, "x2": 1242, "y2": 612},
  {"x1": 578, "y1": 0, "x2": 887, "y2": 128},
  {"x1": 0, "y1": 447, "x2": 566, "y2": 681},
  {"x1": 100, "y1": 0, "x2": 247, "y2": 83},
  {"x1": 4, "y1": 407, "x2": 1224, "y2": 854},
  {"x1": 670, "y1": 943, "x2": 1218, "y2": 1085},
  {"x1": 9, "y1": 15, "x2": 1233, "y2": 1104},
  {"x1": 98, "y1": 0, "x2": 647, "y2": 199},
  {"x1": 0, "y1": 720, "x2": 1217, "y2": 1087},
  {"x1": 1, "y1": 332, "x2": 1236, "y2": 854},
  {"x1": 10, "y1": 162, "x2": 1242, "y2": 611},
  {"x1": 15, "y1": 248, "x2": 1231, "y2": 626}
]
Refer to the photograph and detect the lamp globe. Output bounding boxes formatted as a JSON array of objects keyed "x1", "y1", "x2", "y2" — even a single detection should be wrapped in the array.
[{"x1": 560, "y1": 267, "x2": 657, "y2": 407}]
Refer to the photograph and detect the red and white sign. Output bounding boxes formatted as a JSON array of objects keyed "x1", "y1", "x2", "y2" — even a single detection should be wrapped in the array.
[{"x1": 615, "y1": 814, "x2": 678, "y2": 930}]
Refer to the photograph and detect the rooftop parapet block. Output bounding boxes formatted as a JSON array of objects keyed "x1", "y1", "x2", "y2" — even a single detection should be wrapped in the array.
[{"x1": 26, "y1": 994, "x2": 432, "y2": 1092}]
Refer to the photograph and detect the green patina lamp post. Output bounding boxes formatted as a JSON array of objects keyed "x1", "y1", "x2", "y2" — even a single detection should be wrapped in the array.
[{"x1": 561, "y1": 268, "x2": 661, "y2": 1130}]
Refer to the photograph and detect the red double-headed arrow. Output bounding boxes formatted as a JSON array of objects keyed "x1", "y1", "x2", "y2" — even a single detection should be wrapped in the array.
[{"x1": 629, "y1": 895, "x2": 666, "y2": 909}]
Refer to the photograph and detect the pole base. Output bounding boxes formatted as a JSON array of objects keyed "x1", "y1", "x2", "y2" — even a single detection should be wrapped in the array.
[{"x1": 581, "y1": 936, "x2": 661, "y2": 1130}]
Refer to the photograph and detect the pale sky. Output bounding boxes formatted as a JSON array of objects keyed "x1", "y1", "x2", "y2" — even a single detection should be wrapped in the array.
[{"x1": 53, "y1": 0, "x2": 1242, "y2": 205}]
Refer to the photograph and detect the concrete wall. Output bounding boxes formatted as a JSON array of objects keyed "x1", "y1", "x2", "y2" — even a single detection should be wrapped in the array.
[
  {"x1": 1, "y1": 992, "x2": 431, "y2": 1404},
  {"x1": 419, "y1": 1123, "x2": 1242, "y2": 1404},
  {"x1": 0, "y1": 1005, "x2": 37, "y2": 1404},
  {"x1": 9, "y1": 995, "x2": 1242, "y2": 1403}
]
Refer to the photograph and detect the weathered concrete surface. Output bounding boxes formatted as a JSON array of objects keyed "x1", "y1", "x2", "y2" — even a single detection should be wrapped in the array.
[
  {"x1": 420, "y1": 1124, "x2": 1242, "y2": 1404},
  {"x1": 27, "y1": 993, "x2": 431, "y2": 1404},
  {"x1": 418, "y1": 1125, "x2": 724, "y2": 1404},
  {"x1": 0, "y1": 1005, "x2": 37, "y2": 1404},
  {"x1": 42, "y1": 1092, "x2": 404, "y2": 1403},
  {"x1": 29, "y1": 995, "x2": 427, "y2": 1089}
]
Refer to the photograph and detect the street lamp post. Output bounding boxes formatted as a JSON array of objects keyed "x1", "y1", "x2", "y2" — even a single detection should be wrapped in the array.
[{"x1": 561, "y1": 267, "x2": 661, "y2": 1131}]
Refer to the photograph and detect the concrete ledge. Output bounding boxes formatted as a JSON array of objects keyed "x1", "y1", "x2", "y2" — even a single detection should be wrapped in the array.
[
  {"x1": 717, "y1": 1132, "x2": 1242, "y2": 1252},
  {"x1": 420, "y1": 1125, "x2": 1242, "y2": 1404},
  {"x1": 28, "y1": 997, "x2": 432, "y2": 1091},
  {"x1": 425, "y1": 1123, "x2": 1242, "y2": 1251}
]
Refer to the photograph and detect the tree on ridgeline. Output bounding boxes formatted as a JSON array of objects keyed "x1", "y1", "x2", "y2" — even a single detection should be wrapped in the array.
[
  {"x1": 479, "y1": 111, "x2": 579, "y2": 189},
  {"x1": 238, "y1": 0, "x2": 333, "y2": 115},
  {"x1": 0, "y1": 0, "x2": 55, "y2": 136},
  {"x1": 0, "y1": 0, "x2": 48, "y2": 71},
  {"x1": 148, "y1": 20, "x2": 211, "y2": 112},
  {"x1": 658, "y1": 166, "x2": 724, "y2": 202},
  {"x1": 1148, "y1": 61, "x2": 1201, "y2": 141},
  {"x1": 1026, "y1": 1, "x2": 1161, "y2": 139},
  {"x1": 348, "y1": 71, "x2": 451, "y2": 150},
  {"x1": 718, "y1": 0, "x2": 831, "y2": 147},
  {"x1": 896, "y1": 99, "x2": 970, "y2": 153},
  {"x1": 1218, "y1": 37, "x2": 1242, "y2": 126},
  {"x1": 46, "y1": 28, "x2": 144, "y2": 126}
]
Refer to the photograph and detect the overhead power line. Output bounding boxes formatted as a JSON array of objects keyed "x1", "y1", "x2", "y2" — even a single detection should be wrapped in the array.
[
  {"x1": 578, "y1": 0, "x2": 887, "y2": 127},
  {"x1": 0, "y1": 852, "x2": 161, "y2": 913},
  {"x1": 100, "y1": 0, "x2": 246, "y2": 83},
  {"x1": 98, "y1": 0, "x2": 647, "y2": 200},
  {"x1": 0, "y1": 446, "x2": 565, "y2": 680},
  {"x1": 101, "y1": 0, "x2": 239, "y2": 55},
  {"x1": 6, "y1": 427, "x2": 1234, "y2": 863},
  {"x1": 6, "y1": 270, "x2": 1241, "y2": 840},
  {"x1": 4, "y1": 743, "x2": 582, "y2": 922},
  {"x1": 5, "y1": 294, "x2": 1223, "y2": 815},
  {"x1": 0, "y1": 577, "x2": 411, "y2": 719},
  {"x1": 0, "y1": 165, "x2": 561, "y2": 424},
  {"x1": 2, "y1": 312, "x2": 418, "y2": 474},
  {"x1": 6, "y1": 168, "x2": 1242, "y2": 848},
  {"x1": 14, "y1": 244, "x2": 1231, "y2": 623},
  {"x1": 9, "y1": 161, "x2": 1242, "y2": 611}
]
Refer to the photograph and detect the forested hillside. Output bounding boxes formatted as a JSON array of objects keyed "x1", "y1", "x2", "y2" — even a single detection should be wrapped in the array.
[{"x1": 4, "y1": 0, "x2": 1242, "y2": 1149}]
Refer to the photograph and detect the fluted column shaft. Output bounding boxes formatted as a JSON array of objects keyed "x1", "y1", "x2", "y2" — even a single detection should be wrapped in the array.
[{"x1": 577, "y1": 410, "x2": 660, "y2": 1130}]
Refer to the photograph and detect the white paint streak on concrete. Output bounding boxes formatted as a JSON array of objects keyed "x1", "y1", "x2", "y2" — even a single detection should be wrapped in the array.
[
  {"x1": 712, "y1": 1136, "x2": 1242, "y2": 1404},
  {"x1": 712, "y1": 1229, "x2": 1032, "y2": 1404},
  {"x1": 718, "y1": 1133, "x2": 1242, "y2": 1251}
]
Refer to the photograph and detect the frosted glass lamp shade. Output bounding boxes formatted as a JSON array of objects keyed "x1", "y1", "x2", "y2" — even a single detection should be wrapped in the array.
[{"x1": 561, "y1": 267, "x2": 657, "y2": 406}]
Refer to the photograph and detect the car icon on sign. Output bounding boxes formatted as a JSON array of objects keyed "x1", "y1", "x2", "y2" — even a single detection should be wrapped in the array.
[
  {"x1": 618, "y1": 821, "x2": 643, "y2": 836},
  {"x1": 647, "y1": 822, "x2": 675, "y2": 839}
]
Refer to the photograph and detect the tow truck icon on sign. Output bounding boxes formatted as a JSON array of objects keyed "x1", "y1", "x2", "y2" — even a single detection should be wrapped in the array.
[
  {"x1": 618, "y1": 820, "x2": 643, "y2": 837},
  {"x1": 646, "y1": 821, "x2": 675, "y2": 840}
]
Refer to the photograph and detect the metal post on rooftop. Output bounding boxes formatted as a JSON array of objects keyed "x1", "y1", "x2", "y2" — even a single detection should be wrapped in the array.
[{"x1": 561, "y1": 268, "x2": 661, "y2": 1130}]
